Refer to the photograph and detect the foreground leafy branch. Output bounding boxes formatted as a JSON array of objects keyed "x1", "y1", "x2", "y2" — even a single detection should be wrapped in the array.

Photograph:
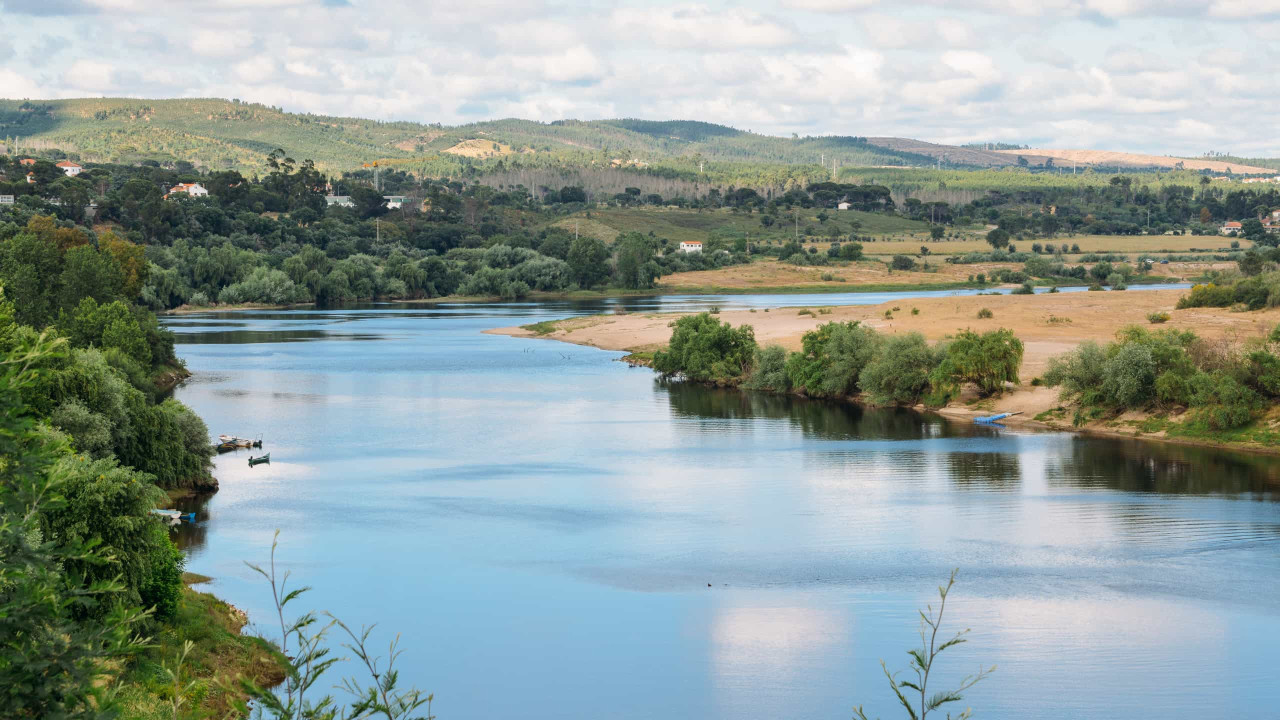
[
  {"x1": 854, "y1": 570, "x2": 994, "y2": 720},
  {"x1": 231, "y1": 530, "x2": 434, "y2": 720}
]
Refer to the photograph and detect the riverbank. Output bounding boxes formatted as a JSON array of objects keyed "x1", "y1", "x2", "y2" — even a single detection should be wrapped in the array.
[
  {"x1": 114, "y1": 576, "x2": 284, "y2": 719},
  {"x1": 491, "y1": 287, "x2": 1280, "y2": 454}
]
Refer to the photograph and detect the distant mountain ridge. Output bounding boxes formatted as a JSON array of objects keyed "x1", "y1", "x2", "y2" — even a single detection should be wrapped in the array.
[{"x1": 1, "y1": 97, "x2": 1273, "y2": 177}]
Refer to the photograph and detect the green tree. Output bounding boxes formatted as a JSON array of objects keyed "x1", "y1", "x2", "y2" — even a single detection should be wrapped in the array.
[
  {"x1": 0, "y1": 327, "x2": 149, "y2": 720},
  {"x1": 785, "y1": 321, "x2": 880, "y2": 397},
  {"x1": 985, "y1": 228, "x2": 1010, "y2": 250},
  {"x1": 566, "y1": 235, "x2": 610, "y2": 289},
  {"x1": 613, "y1": 233, "x2": 658, "y2": 289},
  {"x1": 652, "y1": 313, "x2": 756, "y2": 384},
  {"x1": 58, "y1": 246, "x2": 125, "y2": 312},
  {"x1": 931, "y1": 328, "x2": 1023, "y2": 399},
  {"x1": 859, "y1": 333, "x2": 943, "y2": 405}
]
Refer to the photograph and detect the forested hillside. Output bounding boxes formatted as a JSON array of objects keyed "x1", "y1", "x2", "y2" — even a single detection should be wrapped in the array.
[{"x1": 0, "y1": 98, "x2": 935, "y2": 182}]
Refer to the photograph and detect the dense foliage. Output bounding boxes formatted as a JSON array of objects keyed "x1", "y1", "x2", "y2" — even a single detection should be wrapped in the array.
[
  {"x1": 652, "y1": 313, "x2": 757, "y2": 384},
  {"x1": 1043, "y1": 325, "x2": 1280, "y2": 431},
  {"x1": 660, "y1": 314, "x2": 1023, "y2": 407}
]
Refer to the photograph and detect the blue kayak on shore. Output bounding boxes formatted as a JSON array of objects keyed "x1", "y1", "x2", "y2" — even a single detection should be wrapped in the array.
[{"x1": 974, "y1": 411, "x2": 1023, "y2": 424}]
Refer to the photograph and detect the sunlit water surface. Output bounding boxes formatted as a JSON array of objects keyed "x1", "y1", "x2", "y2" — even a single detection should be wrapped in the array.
[{"x1": 166, "y1": 291, "x2": 1278, "y2": 720}]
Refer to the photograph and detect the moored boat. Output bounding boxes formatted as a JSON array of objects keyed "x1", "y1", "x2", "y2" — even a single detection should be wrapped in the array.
[
  {"x1": 248, "y1": 452, "x2": 271, "y2": 466},
  {"x1": 150, "y1": 509, "x2": 196, "y2": 523}
]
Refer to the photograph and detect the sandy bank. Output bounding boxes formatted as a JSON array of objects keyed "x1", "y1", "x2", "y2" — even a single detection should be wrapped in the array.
[{"x1": 489, "y1": 288, "x2": 1280, "y2": 453}]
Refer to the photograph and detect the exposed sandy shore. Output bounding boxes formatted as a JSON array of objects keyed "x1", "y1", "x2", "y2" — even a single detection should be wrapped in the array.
[{"x1": 489, "y1": 288, "x2": 1280, "y2": 451}]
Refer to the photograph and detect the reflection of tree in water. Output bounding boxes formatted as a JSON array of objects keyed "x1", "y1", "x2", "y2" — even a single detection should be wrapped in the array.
[
  {"x1": 1054, "y1": 437, "x2": 1280, "y2": 498},
  {"x1": 946, "y1": 451, "x2": 1022, "y2": 490},
  {"x1": 170, "y1": 493, "x2": 214, "y2": 553},
  {"x1": 659, "y1": 379, "x2": 978, "y2": 443}
]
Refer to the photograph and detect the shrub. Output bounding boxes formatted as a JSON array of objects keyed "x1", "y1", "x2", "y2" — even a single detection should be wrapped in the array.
[
  {"x1": 1100, "y1": 342, "x2": 1156, "y2": 408},
  {"x1": 839, "y1": 242, "x2": 864, "y2": 261},
  {"x1": 930, "y1": 328, "x2": 1023, "y2": 398},
  {"x1": 785, "y1": 321, "x2": 880, "y2": 397},
  {"x1": 1177, "y1": 282, "x2": 1235, "y2": 309},
  {"x1": 859, "y1": 333, "x2": 942, "y2": 405},
  {"x1": 890, "y1": 255, "x2": 916, "y2": 271},
  {"x1": 1011, "y1": 282, "x2": 1034, "y2": 295},
  {"x1": 652, "y1": 312, "x2": 757, "y2": 384},
  {"x1": 1148, "y1": 312, "x2": 1170, "y2": 323},
  {"x1": 1088, "y1": 283, "x2": 1103, "y2": 291},
  {"x1": 1043, "y1": 341, "x2": 1108, "y2": 405},
  {"x1": 911, "y1": 307, "x2": 920, "y2": 315},
  {"x1": 1188, "y1": 371, "x2": 1260, "y2": 430},
  {"x1": 977, "y1": 307, "x2": 993, "y2": 319},
  {"x1": 743, "y1": 345, "x2": 792, "y2": 392}
]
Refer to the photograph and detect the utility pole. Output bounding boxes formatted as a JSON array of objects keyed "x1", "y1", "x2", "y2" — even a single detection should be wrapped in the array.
[{"x1": 795, "y1": 208, "x2": 799, "y2": 240}]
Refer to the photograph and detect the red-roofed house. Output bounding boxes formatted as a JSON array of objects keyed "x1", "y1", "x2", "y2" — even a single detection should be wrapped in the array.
[
  {"x1": 56, "y1": 160, "x2": 82, "y2": 176},
  {"x1": 1220, "y1": 221, "x2": 1243, "y2": 236},
  {"x1": 19, "y1": 158, "x2": 35, "y2": 166},
  {"x1": 166, "y1": 182, "x2": 209, "y2": 199},
  {"x1": 679, "y1": 240, "x2": 703, "y2": 254}
]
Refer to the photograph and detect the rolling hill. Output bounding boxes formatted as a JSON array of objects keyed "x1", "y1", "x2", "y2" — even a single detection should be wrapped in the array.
[
  {"x1": 0, "y1": 98, "x2": 934, "y2": 176},
  {"x1": 3, "y1": 97, "x2": 1273, "y2": 183}
]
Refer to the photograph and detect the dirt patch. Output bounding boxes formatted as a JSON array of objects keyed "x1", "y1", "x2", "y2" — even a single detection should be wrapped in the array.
[
  {"x1": 995, "y1": 148, "x2": 1276, "y2": 174},
  {"x1": 443, "y1": 138, "x2": 514, "y2": 158}
]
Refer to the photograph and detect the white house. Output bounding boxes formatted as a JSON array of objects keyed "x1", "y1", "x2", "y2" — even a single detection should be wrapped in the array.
[
  {"x1": 325, "y1": 195, "x2": 355, "y2": 208},
  {"x1": 837, "y1": 201, "x2": 852, "y2": 210},
  {"x1": 679, "y1": 240, "x2": 703, "y2": 254},
  {"x1": 167, "y1": 182, "x2": 208, "y2": 198},
  {"x1": 1220, "y1": 221, "x2": 1243, "y2": 235},
  {"x1": 56, "y1": 160, "x2": 82, "y2": 177},
  {"x1": 0, "y1": 195, "x2": 14, "y2": 205},
  {"x1": 384, "y1": 195, "x2": 408, "y2": 209}
]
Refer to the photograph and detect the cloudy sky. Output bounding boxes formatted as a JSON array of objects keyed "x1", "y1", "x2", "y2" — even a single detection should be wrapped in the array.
[{"x1": 2, "y1": 0, "x2": 1277, "y2": 155}]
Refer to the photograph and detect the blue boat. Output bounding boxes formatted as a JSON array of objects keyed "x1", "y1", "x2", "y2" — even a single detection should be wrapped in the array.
[{"x1": 974, "y1": 411, "x2": 1023, "y2": 424}]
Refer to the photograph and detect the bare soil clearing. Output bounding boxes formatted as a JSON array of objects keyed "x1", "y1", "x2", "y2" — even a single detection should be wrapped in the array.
[{"x1": 995, "y1": 148, "x2": 1276, "y2": 174}]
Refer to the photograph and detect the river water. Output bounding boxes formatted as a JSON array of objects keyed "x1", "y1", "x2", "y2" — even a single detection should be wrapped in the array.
[{"x1": 166, "y1": 290, "x2": 1278, "y2": 720}]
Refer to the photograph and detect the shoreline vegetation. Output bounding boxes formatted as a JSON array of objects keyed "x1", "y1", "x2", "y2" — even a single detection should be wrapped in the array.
[{"x1": 495, "y1": 286, "x2": 1280, "y2": 456}]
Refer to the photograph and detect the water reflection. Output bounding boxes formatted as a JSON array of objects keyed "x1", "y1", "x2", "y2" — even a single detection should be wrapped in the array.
[
  {"x1": 1055, "y1": 436, "x2": 1280, "y2": 498},
  {"x1": 161, "y1": 301, "x2": 1280, "y2": 720}
]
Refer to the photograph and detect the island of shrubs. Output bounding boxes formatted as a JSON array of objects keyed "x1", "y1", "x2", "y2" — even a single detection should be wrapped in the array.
[{"x1": 650, "y1": 312, "x2": 1024, "y2": 407}]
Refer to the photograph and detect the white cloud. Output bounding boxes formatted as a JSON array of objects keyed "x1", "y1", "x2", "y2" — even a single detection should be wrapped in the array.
[
  {"x1": 190, "y1": 29, "x2": 256, "y2": 58},
  {"x1": 60, "y1": 59, "x2": 118, "y2": 91},
  {"x1": 2, "y1": 0, "x2": 1277, "y2": 156},
  {"x1": 611, "y1": 5, "x2": 798, "y2": 49}
]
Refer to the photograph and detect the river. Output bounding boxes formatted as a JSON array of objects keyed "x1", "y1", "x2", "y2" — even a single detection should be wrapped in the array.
[{"x1": 165, "y1": 291, "x2": 1278, "y2": 720}]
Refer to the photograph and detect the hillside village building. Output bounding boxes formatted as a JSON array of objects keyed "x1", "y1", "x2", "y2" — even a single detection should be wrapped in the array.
[
  {"x1": 166, "y1": 182, "x2": 208, "y2": 198},
  {"x1": 679, "y1": 241, "x2": 703, "y2": 253},
  {"x1": 56, "y1": 161, "x2": 82, "y2": 176}
]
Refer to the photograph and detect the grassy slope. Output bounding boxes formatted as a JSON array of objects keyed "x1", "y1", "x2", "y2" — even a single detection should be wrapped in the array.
[
  {"x1": 1, "y1": 98, "x2": 934, "y2": 175},
  {"x1": 115, "y1": 579, "x2": 284, "y2": 719}
]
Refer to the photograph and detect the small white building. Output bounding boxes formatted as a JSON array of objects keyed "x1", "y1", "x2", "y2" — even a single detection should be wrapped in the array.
[
  {"x1": 679, "y1": 241, "x2": 703, "y2": 254},
  {"x1": 384, "y1": 195, "x2": 407, "y2": 209},
  {"x1": 56, "y1": 160, "x2": 82, "y2": 176},
  {"x1": 325, "y1": 195, "x2": 355, "y2": 208},
  {"x1": 167, "y1": 182, "x2": 208, "y2": 198},
  {"x1": 1220, "y1": 221, "x2": 1242, "y2": 236},
  {"x1": 837, "y1": 201, "x2": 852, "y2": 210},
  {"x1": 0, "y1": 195, "x2": 14, "y2": 205}
]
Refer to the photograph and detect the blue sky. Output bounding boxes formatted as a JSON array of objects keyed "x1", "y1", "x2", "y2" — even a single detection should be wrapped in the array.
[{"x1": 1, "y1": 0, "x2": 1277, "y2": 155}]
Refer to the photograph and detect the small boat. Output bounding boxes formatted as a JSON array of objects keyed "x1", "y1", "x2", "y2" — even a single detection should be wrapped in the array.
[
  {"x1": 150, "y1": 509, "x2": 196, "y2": 523},
  {"x1": 218, "y1": 434, "x2": 262, "y2": 448},
  {"x1": 974, "y1": 411, "x2": 1023, "y2": 424},
  {"x1": 248, "y1": 453, "x2": 270, "y2": 466}
]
